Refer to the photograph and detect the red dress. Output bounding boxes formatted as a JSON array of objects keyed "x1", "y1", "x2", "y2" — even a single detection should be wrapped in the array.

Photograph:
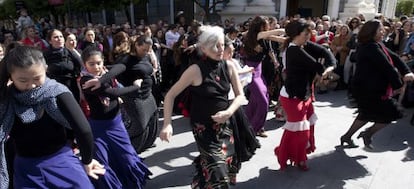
[{"x1": 21, "y1": 37, "x2": 47, "y2": 51}]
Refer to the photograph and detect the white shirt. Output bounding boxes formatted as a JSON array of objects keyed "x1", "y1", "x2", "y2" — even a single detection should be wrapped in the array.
[{"x1": 165, "y1": 30, "x2": 180, "y2": 48}]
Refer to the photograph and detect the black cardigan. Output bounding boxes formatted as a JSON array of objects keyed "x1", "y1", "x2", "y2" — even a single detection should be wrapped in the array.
[
  {"x1": 284, "y1": 41, "x2": 336, "y2": 100},
  {"x1": 352, "y1": 42, "x2": 411, "y2": 99}
]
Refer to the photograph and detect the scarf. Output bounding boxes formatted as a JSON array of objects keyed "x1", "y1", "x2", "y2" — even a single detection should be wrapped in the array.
[
  {"x1": 380, "y1": 43, "x2": 394, "y2": 99},
  {"x1": 0, "y1": 78, "x2": 71, "y2": 189},
  {"x1": 80, "y1": 68, "x2": 120, "y2": 107}
]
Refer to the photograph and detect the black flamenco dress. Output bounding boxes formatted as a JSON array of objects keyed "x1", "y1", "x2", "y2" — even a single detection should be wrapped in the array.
[{"x1": 189, "y1": 57, "x2": 239, "y2": 189}]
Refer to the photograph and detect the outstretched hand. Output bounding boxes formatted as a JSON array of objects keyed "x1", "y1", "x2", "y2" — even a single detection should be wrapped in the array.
[{"x1": 84, "y1": 159, "x2": 106, "y2": 180}]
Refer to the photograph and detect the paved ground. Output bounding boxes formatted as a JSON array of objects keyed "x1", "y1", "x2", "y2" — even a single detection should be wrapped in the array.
[{"x1": 140, "y1": 90, "x2": 414, "y2": 189}]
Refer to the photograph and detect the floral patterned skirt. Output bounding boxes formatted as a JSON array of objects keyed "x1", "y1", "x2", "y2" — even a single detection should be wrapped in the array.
[{"x1": 190, "y1": 121, "x2": 240, "y2": 189}]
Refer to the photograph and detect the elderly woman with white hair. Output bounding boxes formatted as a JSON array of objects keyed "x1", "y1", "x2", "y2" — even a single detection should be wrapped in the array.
[{"x1": 160, "y1": 25, "x2": 246, "y2": 188}]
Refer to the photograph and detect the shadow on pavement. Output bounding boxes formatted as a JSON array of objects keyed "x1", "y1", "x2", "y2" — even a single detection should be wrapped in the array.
[
  {"x1": 144, "y1": 142, "x2": 198, "y2": 189},
  {"x1": 236, "y1": 147, "x2": 369, "y2": 189}
]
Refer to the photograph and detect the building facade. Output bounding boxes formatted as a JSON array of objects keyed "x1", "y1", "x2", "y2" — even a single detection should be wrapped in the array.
[{"x1": 219, "y1": 0, "x2": 398, "y2": 23}]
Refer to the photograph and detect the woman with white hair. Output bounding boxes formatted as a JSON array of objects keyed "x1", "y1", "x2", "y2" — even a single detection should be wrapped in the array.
[{"x1": 160, "y1": 25, "x2": 246, "y2": 188}]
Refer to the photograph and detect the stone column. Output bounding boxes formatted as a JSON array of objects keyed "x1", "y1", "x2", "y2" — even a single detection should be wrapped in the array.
[
  {"x1": 227, "y1": 0, "x2": 247, "y2": 6},
  {"x1": 249, "y1": 0, "x2": 275, "y2": 6},
  {"x1": 327, "y1": 0, "x2": 341, "y2": 20},
  {"x1": 245, "y1": 0, "x2": 276, "y2": 15},
  {"x1": 279, "y1": 0, "x2": 287, "y2": 18},
  {"x1": 339, "y1": 0, "x2": 376, "y2": 22},
  {"x1": 220, "y1": 0, "x2": 278, "y2": 24},
  {"x1": 374, "y1": 0, "x2": 380, "y2": 13},
  {"x1": 381, "y1": 0, "x2": 397, "y2": 18}
]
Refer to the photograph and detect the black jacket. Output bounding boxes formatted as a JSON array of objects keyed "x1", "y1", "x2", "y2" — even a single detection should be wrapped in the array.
[
  {"x1": 352, "y1": 42, "x2": 411, "y2": 99},
  {"x1": 285, "y1": 41, "x2": 336, "y2": 100}
]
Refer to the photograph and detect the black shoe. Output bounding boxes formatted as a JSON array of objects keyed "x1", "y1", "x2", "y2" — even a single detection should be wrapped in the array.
[
  {"x1": 256, "y1": 130, "x2": 268, "y2": 138},
  {"x1": 317, "y1": 89, "x2": 328, "y2": 94},
  {"x1": 340, "y1": 135, "x2": 359, "y2": 148},
  {"x1": 357, "y1": 131, "x2": 373, "y2": 149}
]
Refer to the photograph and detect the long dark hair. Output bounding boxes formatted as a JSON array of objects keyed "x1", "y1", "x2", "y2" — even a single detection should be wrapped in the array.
[
  {"x1": 357, "y1": 19, "x2": 381, "y2": 44},
  {"x1": 243, "y1": 16, "x2": 268, "y2": 57},
  {"x1": 173, "y1": 34, "x2": 188, "y2": 66},
  {"x1": 46, "y1": 29, "x2": 62, "y2": 42},
  {"x1": 0, "y1": 46, "x2": 46, "y2": 100},
  {"x1": 112, "y1": 31, "x2": 130, "y2": 59},
  {"x1": 282, "y1": 18, "x2": 311, "y2": 50}
]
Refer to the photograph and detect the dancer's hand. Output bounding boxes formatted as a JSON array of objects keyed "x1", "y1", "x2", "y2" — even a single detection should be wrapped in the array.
[
  {"x1": 160, "y1": 124, "x2": 173, "y2": 142},
  {"x1": 82, "y1": 78, "x2": 101, "y2": 91},
  {"x1": 84, "y1": 159, "x2": 106, "y2": 180},
  {"x1": 184, "y1": 44, "x2": 197, "y2": 53},
  {"x1": 403, "y1": 72, "x2": 414, "y2": 82},
  {"x1": 211, "y1": 110, "x2": 231, "y2": 124},
  {"x1": 133, "y1": 79, "x2": 143, "y2": 87}
]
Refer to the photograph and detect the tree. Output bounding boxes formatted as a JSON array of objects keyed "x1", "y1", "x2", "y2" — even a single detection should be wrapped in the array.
[
  {"x1": 396, "y1": 0, "x2": 414, "y2": 17},
  {"x1": 0, "y1": 0, "x2": 16, "y2": 20},
  {"x1": 193, "y1": 0, "x2": 227, "y2": 22},
  {"x1": 0, "y1": 0, "x2": 149, "y2": 26}
]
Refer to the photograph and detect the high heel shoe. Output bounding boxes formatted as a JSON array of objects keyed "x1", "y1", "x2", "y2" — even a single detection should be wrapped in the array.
[
  {"x1": 296, "y1": 161, "x2": 309, "y2": 171},
  {"x1": 357, "y1": 131, "x2": 373, "y2": 149},
  {"x1": 340, "y1": 135, "x2": 358, "y2": 148}
]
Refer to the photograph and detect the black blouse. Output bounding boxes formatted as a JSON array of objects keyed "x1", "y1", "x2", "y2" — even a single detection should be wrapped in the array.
[
  {"x1": 9, "y1": 92, "x2": 93, "y2": 164},
  {"x1": 190, "y1": 57, "x2": 230, "y2": 125},
  {"x1": 80, "y1": 75, "x2": 140, "y2": 120},
  {"x1": 99, "y1": 54, "x2": 154, "y2": 99}
]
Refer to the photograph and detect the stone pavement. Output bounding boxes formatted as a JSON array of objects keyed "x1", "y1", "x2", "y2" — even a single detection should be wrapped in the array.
[{"x1": 140, "y1": 90, "x2": 414, "y2": 189}]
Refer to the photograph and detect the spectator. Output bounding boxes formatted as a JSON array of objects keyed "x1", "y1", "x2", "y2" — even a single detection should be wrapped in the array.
[
  {"x1": 16, "y1": 9, "x2": 34, "y2": 37},
  {"x1": 102, "y1": 26, "x2": 114, "y2": 65},
  {"x1": 80, "y1": 29, "x2": 103, "y2": 52},
  {"x1": 20, "y1": 26, "x2": 47, "y2": 51},
  {"x1": 44, "y1": 29, "x2": 83, "y2": 102}
]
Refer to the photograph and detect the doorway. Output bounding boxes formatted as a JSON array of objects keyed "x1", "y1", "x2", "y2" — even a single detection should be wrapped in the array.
[{"x1": 286, "y1": 0, "x2": 327, "y2": 18}]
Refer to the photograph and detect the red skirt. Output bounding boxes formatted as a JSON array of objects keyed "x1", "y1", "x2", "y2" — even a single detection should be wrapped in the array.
[{"x1": 274, "y1": 96, "x2": 317, "y2": 170}]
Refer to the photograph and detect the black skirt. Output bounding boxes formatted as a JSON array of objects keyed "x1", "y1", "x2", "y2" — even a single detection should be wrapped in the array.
[{"x1": 356, "y1": 96, "x2": 404, "y2": 123}]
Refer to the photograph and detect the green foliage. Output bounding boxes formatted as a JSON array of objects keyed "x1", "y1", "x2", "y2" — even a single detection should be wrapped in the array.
[
  {"x1": 23, "y1": 0, "x2": 50, "y2": 17},
  {"x1": 396, "y1": 0, "x2": 414, "y2": 16},
  {"x1": 0, "y1": 0, "x2": 17, "y2": 20},
  {"x1": 0, "y1": 0, "x2": 149, "y2": 22}
]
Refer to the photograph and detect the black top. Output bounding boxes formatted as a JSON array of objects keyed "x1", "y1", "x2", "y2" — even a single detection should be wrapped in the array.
[
  {"x1": 44, "y1": 47, "x2": 83, "y2": 101},
  {"x1": 81, "y1": 41, "x2": 101, "y2": 51},
  {"x1": 99, "y1": 54, "x2": 154, "y2": 99},
  {"x1": 303, "y1": 41, "x2": 337, "y2": 68},
  {"x1": 44, "y1": 47, "x2": 82, "y2": 80},
  {"x1": 353, "y1": 42, "x2": 411, "y2": 99},
  {"x1": 190, "y1": 57, "x2": 230, "y2": 125},
  {"x1": 285, "y1": 42, "x2": 335, "y2": 100},
  {"x1": 244, "y1": 39, "x2": 270, "y2": 62},
  {"x1": 9, "y1": 92, "x2": 93, "y2": 164},
  {"x1": 80, "y1": 75, "x2": 140, "y2": 120}
]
